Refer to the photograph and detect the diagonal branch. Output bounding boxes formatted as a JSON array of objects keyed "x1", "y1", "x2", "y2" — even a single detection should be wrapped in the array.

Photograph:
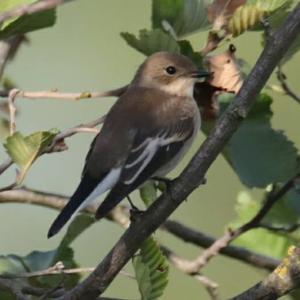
[
  {"x1": 58, "y1": 4, "x2": 300, "y2": 299},
  {"x1": 183, "y1": 173, "x2": 299, "y2": 274},
  {"x1": 230, "y1": 246, "x2": 300, "y2": 300}
]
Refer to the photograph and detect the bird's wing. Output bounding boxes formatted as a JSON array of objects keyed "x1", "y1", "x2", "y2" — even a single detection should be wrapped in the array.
[{"x1": 95, "y1": 117, "x2": 195, "y2": 219}]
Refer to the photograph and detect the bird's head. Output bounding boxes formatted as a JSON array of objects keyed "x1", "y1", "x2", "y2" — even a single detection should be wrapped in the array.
[{"x1": 133, "y1": 51, "x2": 210, "y2": 97}]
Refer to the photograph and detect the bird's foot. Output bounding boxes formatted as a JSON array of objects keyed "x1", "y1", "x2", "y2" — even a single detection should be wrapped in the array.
[
  {"x1": 152, "y1": 176, "x2": 174, "y2": 191},
  {"x1": 129, "y1": 207, "x2": 145, "y2": 223}
]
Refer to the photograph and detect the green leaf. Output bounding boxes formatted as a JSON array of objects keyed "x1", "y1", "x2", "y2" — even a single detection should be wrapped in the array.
[
  {"x1": 217, "y1": 93, "x2": 299, "y2": 188},
  {"x1": 152, "y1": 0, "x2": 210, "y2": 38},
  {"x1": 231, "y1": 191, "x2": 296, "y2": 258},
  {"x1": 140, "y1": 181, "x2": 157, "y2": 208},
  {"x1": 133, "y1": 237, "x2": 169, "y2": 300},
  {"x1": 121, "y1": 29, "x2": 180, "y2": 56},
  {"x1": 227, "y1": 0, "x2": 292, "y2": 37},
  {"x1": 59, "y1": 214, "x2": 95, "y2": 249},
  {"x1": 0, "y1": 0, "x2": 56, "y2": 39},
  {"x1": 178, "y1": 40, "x2": 203, "y2": 67},
  {"x1": 229, "y1": 124, "x2": 298, "y2": 187},
  {"x1": 4, "y1": 129, "x2": 59, "y2": 183}
]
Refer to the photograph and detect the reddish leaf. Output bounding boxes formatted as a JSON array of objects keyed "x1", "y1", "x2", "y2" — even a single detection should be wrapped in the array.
[
  {"x1": 195, "y1": 44, "x2": 243, "y2": 120},
  {"x1": 206, "y1": 44, "x2": 243, "y2": 93}
]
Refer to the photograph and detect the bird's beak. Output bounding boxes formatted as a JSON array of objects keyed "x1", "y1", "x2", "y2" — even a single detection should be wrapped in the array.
[{"x1": 190, "y1": 70, "x2": 211, "y2": 79}]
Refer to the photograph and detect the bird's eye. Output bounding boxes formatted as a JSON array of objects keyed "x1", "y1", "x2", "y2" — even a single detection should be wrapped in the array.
[{"x1": 165, "y1": 66, "x2": 177, "y2": 75}]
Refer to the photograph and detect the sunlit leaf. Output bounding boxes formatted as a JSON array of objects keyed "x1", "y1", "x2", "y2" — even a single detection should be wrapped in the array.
[
  {"x1": 152, "y1": 0, "x2": 210, "y2": 38},
  {"x1": 4, "y1": 129, "x2": 59, "y2": 184},
  {"x1": 140, "y1": 181, "x2": 157, "y2": 208},
  {"x1": 133, "y1": 237, "x2": 169, "y2": 300},
  {"x1": 0, "y1": 0, "x2": 56, "y2": 39},
  {"x1": 231, "y1": 191, "x2": 296, "y2": 258},
  {"x1": 121, "y1": 29, "x2": 180, "y2": 56}
]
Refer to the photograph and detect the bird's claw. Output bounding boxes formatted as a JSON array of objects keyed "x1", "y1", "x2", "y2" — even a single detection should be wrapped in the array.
[{"x1": 130, "y1": 208, "x2": 145, "y2": 222}]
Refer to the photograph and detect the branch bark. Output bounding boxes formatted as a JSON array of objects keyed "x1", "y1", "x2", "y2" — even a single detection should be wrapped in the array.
[
  {"x1": 55, "y1": 5, "x2": 300, "y2": 299},
  {"x1": 230, "y1": 246, "x2": 300, "y2": 300}
]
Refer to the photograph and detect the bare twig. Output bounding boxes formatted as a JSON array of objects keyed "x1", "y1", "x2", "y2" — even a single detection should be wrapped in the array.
[
  {"x1": 161, "y1": 246, "x2": 220, "y2": 300},
  {"x1": 7, "y1": 88, "x2": 19, "y2": 135},
  {"x1": 0, "y1": 84, "x2": 128, "y2": 178},
  {"x1": 230, "y1": 246, "x2": 300, "y2": 300},
  {"x1": 1, "y1": 261, "x2": 134, "y2": 280},
  {"x1": 277, "y1": 66, "x2": 300, "y2": 103},
  {"x1": 0, "y1": 86, "x2": 128, "y2": 100},
  {"x1": 0, "y1": 188, "x2": 280, "y2": 272}
]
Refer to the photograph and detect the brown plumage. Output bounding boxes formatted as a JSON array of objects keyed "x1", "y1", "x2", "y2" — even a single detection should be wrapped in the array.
[{"x1": 48, "y1": 51, "x2": 209, "y2": 238}]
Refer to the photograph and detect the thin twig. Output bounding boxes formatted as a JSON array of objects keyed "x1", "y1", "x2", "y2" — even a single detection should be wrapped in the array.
[
  {"x1": 1, "y1": 262, "x2": 135, "y2": 280},
  {"x1": 184, "y1": 174, "x2": 299, "y2": 274},
  {"x1": 7, "y1": 89, "x2": 19, "y2": 135},
  {"x1": 0, "y1": 188, "x2": 280, "y2": 271},
  {"x1": 277, "y1": 66, "x2": 300, "y2": 103},
  {"x1": 0, "y1": 86, "x2": 128, "y2": 100},
  {"x1": 163, "y1": 220, "x2": 279, "y2": 271},
  {"x1": 161, "y1": 246, "x2": 220, "y2": 300},
  {"x1": 0, "y1": 84, "x2": 128, "y2": 178}
]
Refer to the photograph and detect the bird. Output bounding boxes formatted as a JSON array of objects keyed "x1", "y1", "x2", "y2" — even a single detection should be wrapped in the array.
[{"x1": 47, "y1": 51, "x2": 210, "y2": 238}]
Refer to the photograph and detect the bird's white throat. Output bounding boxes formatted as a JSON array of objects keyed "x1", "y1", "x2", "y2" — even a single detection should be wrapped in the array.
[{"x1": 158, "y1": 78, "x2": 195, "y2": 98}]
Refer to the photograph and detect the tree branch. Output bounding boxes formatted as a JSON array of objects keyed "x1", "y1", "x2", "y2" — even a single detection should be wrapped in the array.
[
  {"x1": 57, "y1": 4, "x2": 300, "y2": 299},
  {"x1": 183, "y1": 173, "x2": 299, "y2": 273},
  {"x1": 0, "y1": 84, "x2": 128, "y2": 180},
  {"x1": 0, "y1": 187, "x2": 280, "y2": 272},
  {"x1": 0, "y1": 86, "x2": 128, "y2": 100},
  {"x1": 163, "y1": 220, "x2": 279, "y2": 271},
  {"x1": 230, "y1": 246, "x2": 300, "y2": 300}
]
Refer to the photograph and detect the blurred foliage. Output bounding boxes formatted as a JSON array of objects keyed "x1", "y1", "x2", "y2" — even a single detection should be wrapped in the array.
[
  {"x1": 0, "y1": 0, "x2": 300, "y2": 299},
  {"x1": 0, "y1": 0, "x2": 56, "y2": 39}
]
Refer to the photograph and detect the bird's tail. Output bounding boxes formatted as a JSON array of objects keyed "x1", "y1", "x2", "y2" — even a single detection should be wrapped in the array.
[
  {"x1": 47, "y1": 175, "x2": 98, "y2": 238},
  {"x1": 95, "y1": 190, "x2": 125, "y2": 220}
]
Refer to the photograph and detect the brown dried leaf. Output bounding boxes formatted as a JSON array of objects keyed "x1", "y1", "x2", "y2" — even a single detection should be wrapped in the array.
[
  {"x1": 207, "y1": 0, "x2": 246, "y2": 30},
  {"x1": 206, "y1": 44, "x2": 243, "y2": 93},
  {"x1": 195, "y1": 44, "x2": 243, "y2": 120}
]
